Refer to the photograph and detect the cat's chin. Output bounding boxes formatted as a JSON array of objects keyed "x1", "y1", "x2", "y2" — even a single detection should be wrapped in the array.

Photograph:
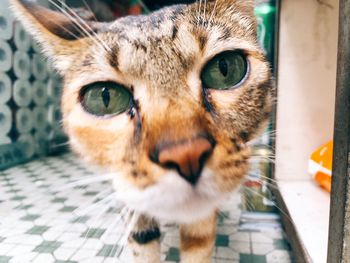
[{"x1": 112, "y1": 169, "x2": 230, "y2": 224}]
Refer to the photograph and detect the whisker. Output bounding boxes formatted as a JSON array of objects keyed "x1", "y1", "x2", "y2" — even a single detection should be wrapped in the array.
[
  {"x1": 49, "y1": 0, "x2": 95, "y2": 37},
  {"x1": 250, "y1": 154, "x2": 276, "y2": 159},
  {"x1": 36, "y1": 13, "x2": 84, "y2": 40},
  {"x1": 37, "y1": 190, "x2": 114, "y2": 235},
  {"x1": 241, "y1": 186, "x2": 293, "y2": 223},
  {"x1": 55, "y1": 0, "x2": 111, "y2": 52},
  {"x1": 115, "y1": 211, "x2": 139, "y2": 260},
  {"x1": 217, "y1": 210, "x2": 230, "y2": 221},
  {"x1": 100, "y1": 206, "x2": 129, "y2": 243},
  {"x1": 51, "y1": 174, "x2": 113, "y2": 192},
  {"x1": 203, "y1": 0, "x2": 207, "y2": 27},
  {"x1": 246, "y1": 172, "x2": 278, "y2": 184},
  {"x1": 49, "y1": 0, "x2": 110, "y2": 52},
  {"x1": 249, "y1": 156, "x2": 276, "y2": 164},
  {"x1": 88, "y1": 198, "x2": 118, "y2": 223},
  {"x1": 70, "y1": 188, "x2": 113, "y2": 216},
  {"x1": 82, "y1": 198, "x2": 116, "y2": 242},
  {"x1": 138, "y1": 0, "x2": 151, "y2": 14},
  {"x1": 245, "y1": 176, "x2": 279, "y2": 191},
  {"x1": 74, "y1": 192, "x2": 117, "y2": 217},
  {"x1": 108, "y1": 209, "x2": 133, "y2": 263},
  {"x1": 50, "y1": 141, "x2": 70, "y2": 149},
  {"x1": 207, "y1": 0, "x2": 218, "y2": 30},
  {"x1": 81, "y1": 0, "x2": 98, "y2": 22},
  {"x1": 246, "y1": 174, "x2": 277, "y2": 187},
  {"x1": 247, "y1": 137, "x2": 276, "y2": 147},
  {"x1": 243, "y1": 196, "x2": 256, "y2": 211},
  {"x1": 198, "y1": 0, "x2": 203, "y2": 27}
]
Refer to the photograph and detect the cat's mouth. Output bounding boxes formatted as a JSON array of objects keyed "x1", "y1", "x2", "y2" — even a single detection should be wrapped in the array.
[{"x1": 112, "y1": 168, "x2": 227, "y2": 223}]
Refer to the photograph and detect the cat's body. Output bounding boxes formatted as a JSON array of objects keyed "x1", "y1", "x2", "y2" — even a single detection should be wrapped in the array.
[{"x1": 11, "y1": 0, "x2": 273, "y2": 262}]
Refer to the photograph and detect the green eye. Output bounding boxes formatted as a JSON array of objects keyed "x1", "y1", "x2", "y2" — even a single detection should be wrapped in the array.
[
  {"x1": 80, "y1": 82, "x2": 132, "y2": 116},
  {"x1": 201, "y1": 51, "x2": 248, "y2": 90}
]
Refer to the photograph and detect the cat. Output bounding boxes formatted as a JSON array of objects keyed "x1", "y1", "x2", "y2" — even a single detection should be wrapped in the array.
[{"x1": 11, "y1": 0, "x2": 273, "y2": 262}]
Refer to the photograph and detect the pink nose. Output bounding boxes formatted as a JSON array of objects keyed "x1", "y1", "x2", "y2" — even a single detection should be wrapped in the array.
[{"x1": 153, "y1": 136, "x2": 215, "y2": 185}]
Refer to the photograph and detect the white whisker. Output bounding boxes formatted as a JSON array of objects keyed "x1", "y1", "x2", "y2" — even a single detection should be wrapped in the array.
[
  {"x1": 115, "y1": 211, "x2": 139, "y2": 260},
  {"x1": 74, "y1": 192, "x2": 117, "y2": 217},
  {"x1": 203, "y1": 0, "x2": 207, "y2": 27},
  {"x1": 82, "y1": 199, "x2": 116, "y2": 241},
  {"x1": 51, "y1": 174, "x2": 113, "y2": 192},
  {"x1": 100, "y1": 206, "x2": 129, "y2": 243},
  {"x1": 207, "y1": 0, "x2": 218, "y2": 30},
  {"x1": 247, "y1": 172, "x2": 278, "y2": 183},
  {"x1": 50, "y1": 141, "x2": 70, "y2": 148},
  {"x1": 70, "y1": 188, "x2": 113, "y2": 217},
  {"x1": 49, "y1": 0, "x2": 110, "y2": 52},
  {"x1": 198, "y1": 0, "x2": 203, "y2": 26},
  {"x1": 81, "y1": 0, "x2": 98, "y2": 22},
  {"x1": 245, "y1": 176, "x2": 279, "y2": 190},
  {"x1": 49, "y1": 0, "x2": 94, "y2": 37},
  {"x1": 111, "y1": 209, "x2": 133, "y2": 262},
  {"x1": 249, "y1": 155, "x2": 276, "y2": 164},
  {"x1": 138, "y1": 0, "x2": 151, "y2": 14},
  {"x1": 54, "y1": 0, "x2": 111, "y2": 52},
  {"x1": 242, "y1": 186, "x2": 293, "y2": 223}
]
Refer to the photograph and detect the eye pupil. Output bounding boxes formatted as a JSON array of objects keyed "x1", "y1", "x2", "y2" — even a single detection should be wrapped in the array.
[
  {"x1": 219, "y1": 58, "x2": 228, "y2": 77},
  {"x1": 101, "y1": 87, "x2": 110, "y2": 108},
  {"x1": 80, "y1": 82, "x2": 132, "y2": 117},
  {"x1": 201, "y1": 51, "x2": 247, "y2": 90}
]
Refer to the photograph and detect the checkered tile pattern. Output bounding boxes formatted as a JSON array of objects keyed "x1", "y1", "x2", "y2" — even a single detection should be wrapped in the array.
[{"x1": 0, "y1": 154, "x2": 293, "y2": 262}]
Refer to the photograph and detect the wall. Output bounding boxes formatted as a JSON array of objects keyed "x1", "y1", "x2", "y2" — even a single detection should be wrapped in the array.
[{"x1": 276, "y1": 0, "x2": 339, "y2": 181}]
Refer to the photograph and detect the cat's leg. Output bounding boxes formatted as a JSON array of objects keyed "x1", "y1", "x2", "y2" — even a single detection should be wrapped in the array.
[
  {"x1": 128, "y1": 214, "x2": 161, "y2": 263},
  {"x1": 180, "y1": 212, "x2": 217, "y2": 263}
]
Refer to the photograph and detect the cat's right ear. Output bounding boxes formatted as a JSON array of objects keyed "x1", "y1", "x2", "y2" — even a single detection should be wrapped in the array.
[{"x1": 10, "y1": 0, "x2": 98, "y2": 73}]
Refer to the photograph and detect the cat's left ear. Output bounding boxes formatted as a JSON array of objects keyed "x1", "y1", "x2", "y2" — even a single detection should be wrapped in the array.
[{"x1": 10, "y1": 0, "x2": 101, "y2": 73}]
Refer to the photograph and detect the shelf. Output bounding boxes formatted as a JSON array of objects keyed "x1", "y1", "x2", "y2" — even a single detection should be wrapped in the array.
[{"x1": 278, "y1": 179, "x2": 330, "y2": 263}]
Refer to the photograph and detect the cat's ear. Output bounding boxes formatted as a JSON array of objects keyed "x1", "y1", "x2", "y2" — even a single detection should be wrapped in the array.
[{"x1": 10, "y1": 0, "x2": 99, "y2": 73}]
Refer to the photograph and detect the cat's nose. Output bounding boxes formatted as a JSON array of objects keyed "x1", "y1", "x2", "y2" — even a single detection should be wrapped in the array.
[{"x1": 152, "y1": 135, "x2": 215, "y2": 185}]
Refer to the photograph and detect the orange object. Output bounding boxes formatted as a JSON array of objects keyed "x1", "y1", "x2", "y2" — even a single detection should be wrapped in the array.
[
  {"x1": 308, "y1": 141, "x2": 333, "y2": 192},
  {"x1": 128, "y1": 5, "x2": 142, "y2": 15}
]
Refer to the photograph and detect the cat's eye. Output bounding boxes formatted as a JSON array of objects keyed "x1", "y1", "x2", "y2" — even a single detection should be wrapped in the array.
[
  {"x1": 201, "y1": 51, "x2": 248, "y2": 90},
  {"x1": 80, "y1": 82, "x2": 132, "y2": 116}
]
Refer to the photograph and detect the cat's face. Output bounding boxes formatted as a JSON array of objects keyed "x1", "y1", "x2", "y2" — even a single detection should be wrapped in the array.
[{"x1": 12, "y1": 0, "x2": 273, "y2": 223}]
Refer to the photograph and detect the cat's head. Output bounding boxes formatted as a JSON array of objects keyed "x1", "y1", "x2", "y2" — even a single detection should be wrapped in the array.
[{"x1": 12, "y1": 0, "x2": 273, "y2": 223}]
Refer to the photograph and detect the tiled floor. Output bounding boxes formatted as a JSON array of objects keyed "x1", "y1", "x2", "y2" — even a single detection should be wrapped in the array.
[{"x1": 0, "y1": 154, "x2": 293, "y2": 263}]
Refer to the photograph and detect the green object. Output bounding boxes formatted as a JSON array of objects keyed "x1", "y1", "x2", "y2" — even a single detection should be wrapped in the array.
[
  {"x1": 255, "y1": 0, "x2": 277, "y2": 70},
  {"x1": 81, "y1": 82, "x2": 132, "y2": 117},
  {"x1": 201, "y1": 51, "x2": 247, "y2": 90},
  {"x1": 242, "y1": 146, "x2": 276, "y2": 213}
]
